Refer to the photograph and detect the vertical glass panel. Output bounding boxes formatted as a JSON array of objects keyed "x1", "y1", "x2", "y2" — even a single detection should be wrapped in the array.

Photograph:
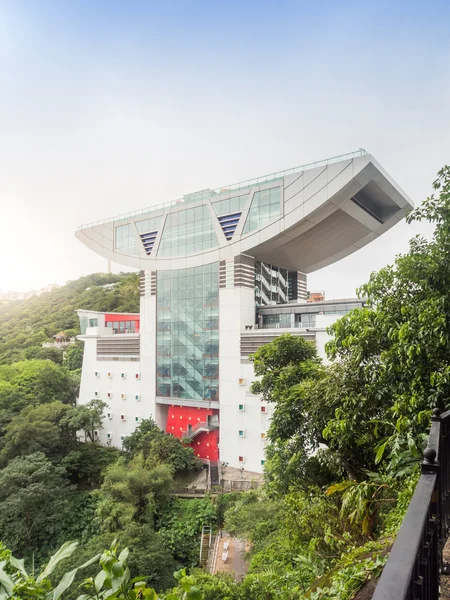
[
  {"x1": 156, "y1": 263, "x2": 219, "y2": 401},
  {"x1": 114, "y1": 224, "x2": 138, "y2": 255},
  {"x1": 135, "y1": 215, "x2": 163, "y2": 234},
  {"x1": 157, "y1": 206, "x2": 218, "y2": 257},
  {"x1": 212, "y1": 194, "x2": 248, "y2": 216},
  {"x1": 242, "y1": 187, "x2": 281, "y2": 234},
  {"x1": 79, "y1": 316, "x2": 88, "y2": 335}
]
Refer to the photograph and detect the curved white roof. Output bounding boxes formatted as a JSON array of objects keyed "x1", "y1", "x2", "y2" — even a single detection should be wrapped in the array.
[{"x1": 75, "y1": 150, "x2": 413, "y2": 273}]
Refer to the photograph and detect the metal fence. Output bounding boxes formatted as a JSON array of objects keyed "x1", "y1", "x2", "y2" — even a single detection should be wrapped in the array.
[
  {"x1": 373, "y1": 408, "x2": 450, "y2": 600},
  {"x1": 220, "y1": 479, "x2": 261, "y2": 492}
]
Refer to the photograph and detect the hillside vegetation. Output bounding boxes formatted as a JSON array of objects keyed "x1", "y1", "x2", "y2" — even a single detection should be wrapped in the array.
[{"x1": 0, "y1": 272, "x2": 139, "y2": 364}]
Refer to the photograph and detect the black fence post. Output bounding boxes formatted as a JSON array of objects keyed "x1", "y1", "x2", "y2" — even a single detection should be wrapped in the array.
[{"x1": 372, "y1": 407, "x2": 446, "y2": 600}]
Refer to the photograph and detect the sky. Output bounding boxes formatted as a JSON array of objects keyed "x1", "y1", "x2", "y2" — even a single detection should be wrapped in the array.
[{"x1": 0, "y1": 0, "x2": 449, "y2": 297}]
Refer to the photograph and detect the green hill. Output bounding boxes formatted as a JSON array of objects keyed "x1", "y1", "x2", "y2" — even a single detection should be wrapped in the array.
[{"x1": 0, "y1": 272, "x2": 139, "y2": 364}]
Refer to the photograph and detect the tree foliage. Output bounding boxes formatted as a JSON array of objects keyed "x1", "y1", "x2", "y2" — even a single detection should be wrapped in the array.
[
  {"x1": 123, "y1": 419, "x2": 200, "y2": 475},
  {"x1": 0, "y1": 453, "x2": 73, "y2": 560},
  {"x1": 325, "y1": 165, "x2": 450, "y2": 469},
  {"x1": 0, "y1": 399, "x2": 108, "y2": 466}
]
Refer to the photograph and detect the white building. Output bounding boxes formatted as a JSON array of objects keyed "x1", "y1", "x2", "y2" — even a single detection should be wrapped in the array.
[{"x1": 75, "y1": 150, "x2": 413, "y2": 473}]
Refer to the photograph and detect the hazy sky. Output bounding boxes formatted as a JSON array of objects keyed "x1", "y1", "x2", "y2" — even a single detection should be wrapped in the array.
[{"x1": 1, "y1": 0, "x2": 449, "y2": 297}]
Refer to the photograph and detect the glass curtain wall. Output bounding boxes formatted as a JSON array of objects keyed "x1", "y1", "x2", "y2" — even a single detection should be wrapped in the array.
[
  {"x1": 156, "y1": 263, "x2": 219, "y2": 402},
  {"x1": 242, "y1": 187, "x2": 281, "y2": 234},
  {"x1": 114, "y1": 224, "x2": 139, "y2": 255},
  {"x1": 157, "y1": 206, "x2": 218, "y2": 257}
]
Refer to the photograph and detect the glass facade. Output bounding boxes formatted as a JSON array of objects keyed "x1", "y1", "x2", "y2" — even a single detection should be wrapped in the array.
[
  {"x1": 157, "y1": 206, "x2": 218, "y2": 257},
  {"x1": 242, "y1": 187, "x2": 281, "y2": 234},
  {"x1": 79, "y1": 316, "x2": 88, "y2": 335},
  {"x1": 261, "y1": 313, "x2": 291, "y2": 328},
  {"x1": 106, "y1": 320, "x2": 139, "y2": 333},
  {"x1": 212, "y1": 195, "x2": 248, "y2": 216},
  {"x1": 296, "y1": 314, "x2": 317, "y2": 327},
  {"x1": 136, "y1": 215, "x2": 163, "y2": 234},
  {"x1": 156, "y1": 263, "x2": 219, "y2": 402},
  {"x1": 115, "y1": 224, "x2": 138, "y2": 255}
]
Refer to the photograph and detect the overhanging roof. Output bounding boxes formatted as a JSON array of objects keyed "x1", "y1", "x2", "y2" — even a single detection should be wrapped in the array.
[{"x1": 75, "y1": 150, "x2": 413, "y2": 273}]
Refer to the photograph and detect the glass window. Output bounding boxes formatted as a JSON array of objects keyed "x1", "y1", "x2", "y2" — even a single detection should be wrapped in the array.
[
  {"x1": 212, "y1": 195, "x2": 248, "y2": 216},
  {"x1": 157, "y1": 206, "x2": 218, "y2": 257},
  {"x1": 297, "y1": 314, "x2": 317, "y2": 327},
  {"x1": 156, "y1": 263, "x2": 219, "y2": 401},
  {"x1": 88, "y1": 318, "x2": 98, "y2": 328},
  {"x1": 114, "y1": 224, "x2": 138, "y2": 255},
  {"x1": 135, "y1": 215, "x2": 163, "y2": 234},
  {"x1": 242, "y1": 187, "x2": 281, "y2": 235},
  {"x1": 79, "y1": 316, "x2": 88, "y2": 334}
]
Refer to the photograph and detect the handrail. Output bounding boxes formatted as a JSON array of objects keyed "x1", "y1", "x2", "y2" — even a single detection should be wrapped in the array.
[
  {"x1": 77, "y1": 149, "x2": 368, "y2": 230},
  {"x1": 373, "y1": 408, "x2": 450, "y2": 600},
  {"x1": 182, "y1": 421, "x2": 207, "y2": 438},
  {"x1": 199, "y1": 525, "x2": 212, "y2": 566}
]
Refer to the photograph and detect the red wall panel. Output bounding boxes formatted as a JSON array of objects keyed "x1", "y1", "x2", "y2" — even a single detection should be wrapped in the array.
[
  {"x1": 104, "y1": 313, "x2": 140, "y2": 332},
  {"x1": 166, "y1": 405, "x2": 219, "y2": 461}
]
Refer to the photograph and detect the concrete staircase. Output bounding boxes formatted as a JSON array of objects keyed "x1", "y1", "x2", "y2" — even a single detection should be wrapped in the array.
[{"x1": 199, "y1": 526, "x2": 212, "y2": 568}]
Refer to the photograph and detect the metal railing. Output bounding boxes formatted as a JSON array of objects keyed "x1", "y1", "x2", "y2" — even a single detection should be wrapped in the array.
[
  {"x1": 199, "y1": 525, "x2": 212, "y2": 567},
  {"x1": 373, "y1": 408, "x2": 450, "y2": 600},
  {"x1": 77, "y1": 149, "x2": 368, "y2": 230}
]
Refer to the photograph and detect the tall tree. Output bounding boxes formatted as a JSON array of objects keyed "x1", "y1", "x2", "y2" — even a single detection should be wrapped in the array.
[
  {"x1": 0, "y1": 453, "x2": 72, "y2": 560},
  {"x1": 0, "y1": 399, "x2": 108, "y2": 467},
  {"x1": 326, "y1": 165, "x2": 450, "y2": 468}
]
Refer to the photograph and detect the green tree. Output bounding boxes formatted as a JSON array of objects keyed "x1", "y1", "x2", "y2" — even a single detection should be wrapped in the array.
[
  {"x1": 96, "y1": 456, "x2": 174, "y2": 533},
  {"x1": 61, "y1": 444, "x2": 120, "y2": 487},
  {"x1": 0, "y1": 453, "x2": 73, "y2": 560},
  {"x1": 63, "y1": 342, "x2": 84, "y2": 371},
  {"x1": 61, "y1": 398, "x2": 107, "y2": 443},
  {"x1": 248, "y1": 335, "x2": 335, "y2": 491},
  {"x1": 24, "y1": 346, "x2": 64, "y2": 364},
  {"x1": 0, "y1": 399, "x2": 108, "y2": 466},
  {"x1": 124, "y1": 419, "x2": 200, "y2": 474},
  {"x1": 250, "y1": 334, "x2": 321, "y2": 404},
  {"x1": 0, "y1": 360, "x2": 77, "y2": 431},
  {"x1": 0, "y1": 401, "x2": 72, "y2": 465},
  {"x1": 325, "y1": 165, "x2": 450, "y2": 469},
  {"x1": 157, "y1": 497, "x2": 218, "y2": 566}
]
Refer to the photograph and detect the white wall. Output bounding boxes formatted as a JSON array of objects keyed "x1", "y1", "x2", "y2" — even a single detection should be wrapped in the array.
[
  {"x1": 78, "y1": 340, "x2": 144, "y2": 447},
  {"x1": 218, "y1": 284, "x2": 262, "y2": 472},
  {"x1": 315, "y1": 313, "x2": 341, "y2": 364},
  {"x1": 139, "y1": 293, "x2": 161, "y2": 426}
]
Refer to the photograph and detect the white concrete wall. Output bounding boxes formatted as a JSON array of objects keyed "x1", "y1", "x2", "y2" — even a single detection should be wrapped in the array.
[
  {"x1": 139, "y1": 293, "x2": 162, "y2": 427},
  {"x1": 315, "y1": 314, "x2": 340, "y2": 364},
  {"x1": 218, "y1": 285, "x2": 256, "y2": 470},
  {"x1": 78, "y1": 339, "x2": 143, "y2": 447}
]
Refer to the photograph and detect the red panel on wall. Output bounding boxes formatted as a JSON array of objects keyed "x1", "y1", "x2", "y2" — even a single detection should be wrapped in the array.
[
  {"x1": 104, "y1": 313, "x2": 140, "y2": 333},
  {"x1": 166, "y1": 405, "x2": 219, "y2": 462}
]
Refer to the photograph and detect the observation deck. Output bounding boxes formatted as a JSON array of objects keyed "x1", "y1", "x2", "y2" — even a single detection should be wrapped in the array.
[{"x1": 76, "y1": 150, "x2": 413, "y2": 273}]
